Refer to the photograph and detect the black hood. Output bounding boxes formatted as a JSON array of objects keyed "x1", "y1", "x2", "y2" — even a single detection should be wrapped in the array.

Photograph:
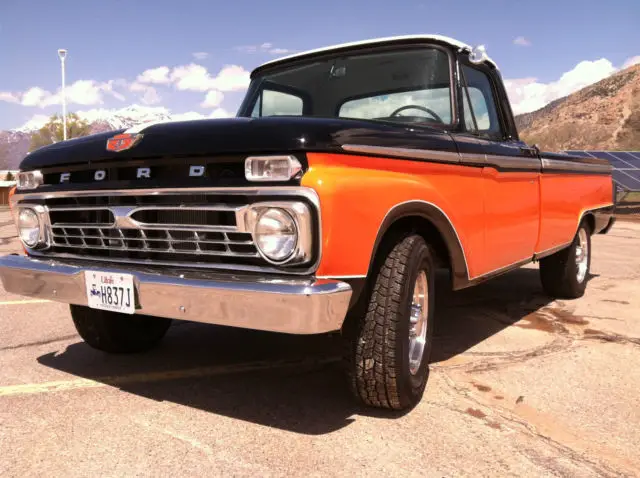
[{"x1": 20, "y1": 116, "x2": 456, "y2": 170}]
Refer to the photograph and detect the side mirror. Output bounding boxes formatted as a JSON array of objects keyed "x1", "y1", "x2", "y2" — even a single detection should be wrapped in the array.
[{"x1": 469, "y1": 45, "x2": 488, "y2": 65}]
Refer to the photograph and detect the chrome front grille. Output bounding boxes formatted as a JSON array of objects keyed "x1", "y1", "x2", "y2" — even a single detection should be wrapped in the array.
[
  {"x1": 16, "y1": 187, "x2": 320, "y2": 275},
  {"x1": 45, "y1": 201, "x2": 260, "y2": 263}
]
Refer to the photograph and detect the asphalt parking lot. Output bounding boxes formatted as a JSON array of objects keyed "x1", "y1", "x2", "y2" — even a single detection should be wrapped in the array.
[{"x1": 1, "y1": 207, "x2": 640, "y2": 477}]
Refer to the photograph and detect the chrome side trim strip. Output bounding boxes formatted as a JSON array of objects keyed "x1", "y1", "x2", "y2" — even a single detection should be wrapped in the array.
[
  {"x1": 459, "y1": 153, "x2": 540, "y2": 170},
  {"x1": 342, "y1": 144, "x2": 461, "y2": 164},
  {"x1": 541, "y1": 158, "x2": 612, "y2": 174},
  {"x1": 486, "y1": 154, "x2": 540, "y2": 171},
  {"x1": 345, "y1": 147, "x2": 542, "y2": 171},
  {"x1": 458, "y1": 152, "x2": 486, "y2": 165},
  {"x1": 0, "y1": 255, "x2": 352, "y2": 335}
]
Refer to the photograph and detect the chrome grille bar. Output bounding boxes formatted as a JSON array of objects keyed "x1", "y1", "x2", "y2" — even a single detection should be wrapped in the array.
[
  {"x1": 50, "y1": 241, "x2": 258, "y2": 257},
  {"x1": 45, "y1": 202, "x2": 258, "y2": 260}
]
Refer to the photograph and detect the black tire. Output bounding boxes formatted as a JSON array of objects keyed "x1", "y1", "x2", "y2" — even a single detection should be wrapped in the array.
[
  {"x1": 344, "y1": 234, "x2": 435, "y2": 410},
  {"x1": 540, "y1": 221, "x2": 592, "y2": 299},
  {"x1": 70, "y1": 305, "x2": 172, "y2": 353}
]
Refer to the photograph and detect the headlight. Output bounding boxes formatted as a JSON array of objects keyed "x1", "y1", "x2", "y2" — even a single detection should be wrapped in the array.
[
  {"x1": 17, "y1": 170, "x2": 43, "y2": 190},
  {"x1": 254, "y1": 208, "x2": 298, "y2": 262},
  {"x1": 18, "y1": 208, "x2": 41, "y2": 248}
]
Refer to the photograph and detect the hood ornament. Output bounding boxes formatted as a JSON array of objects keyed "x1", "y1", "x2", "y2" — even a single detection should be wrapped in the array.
[{"x1": 106, "y1": 133, "x2": 143, "y2": 152}]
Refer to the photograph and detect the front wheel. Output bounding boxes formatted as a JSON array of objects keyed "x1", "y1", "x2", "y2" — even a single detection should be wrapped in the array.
[
  {"x1": 344, "y1": 234, "x2": 435, "y2": 410},
  {"x1": 70, "y1": 305, "x2": 172, "y2": 353},
  {"x1": 540, "y1": 221, "x2": 591, "y2": 299}
]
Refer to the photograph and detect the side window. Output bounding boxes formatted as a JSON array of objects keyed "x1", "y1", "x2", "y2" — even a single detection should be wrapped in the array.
[
  {"x1": 460, "y1": 64, "x2": 503, "y2": 139},
  {"x1": 251, "y1": 89, "x2": 303, "y2": 117}
]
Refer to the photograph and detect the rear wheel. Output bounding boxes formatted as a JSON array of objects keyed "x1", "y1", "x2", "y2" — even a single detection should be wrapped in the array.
[
  {"x1": 540, "y1": 221, "x2": 591, "y2": 299},
  {"x1": 70, "y1": 305, "x2": 172, "y2": 353},
  {"x1": 344, "y1": 234, "x2": 435, "y2": 410}
]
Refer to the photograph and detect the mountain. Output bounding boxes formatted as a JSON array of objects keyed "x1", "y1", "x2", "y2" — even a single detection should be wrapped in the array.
[
  {"x1": 516, "y1": 64, "x2": 640, "y2": 151},
  {"x1": 0, "y1": 105, "x2": 180, "y2": 170},
  {"x1": 0, "y1": 131, "x2": 31, "y2": 170}
]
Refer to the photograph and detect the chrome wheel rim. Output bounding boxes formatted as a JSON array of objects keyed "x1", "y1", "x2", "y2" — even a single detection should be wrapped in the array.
[
  {"x1": 575, "y1": 229, "x2": 589, "y2": 283},
  {"x1": 409, "y1": 270, "x2": 429, "y2": 375}
]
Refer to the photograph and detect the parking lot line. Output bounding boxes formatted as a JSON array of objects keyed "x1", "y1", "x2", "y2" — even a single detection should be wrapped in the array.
[
  {"x1": 0, "y1": 299, "x2": 51, "y2": 306},
  {"x1": 0, "y1": 357, "x2": 338, "y2": 398}
]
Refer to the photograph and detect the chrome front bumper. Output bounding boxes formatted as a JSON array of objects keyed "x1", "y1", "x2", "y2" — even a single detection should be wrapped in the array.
[{"x1": 0, "y1": 255, "x2": 352, "y2": 335}]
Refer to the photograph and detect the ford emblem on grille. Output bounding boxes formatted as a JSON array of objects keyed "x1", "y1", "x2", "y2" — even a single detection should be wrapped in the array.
[{"x1": 106, "y1": 133, "x2": 143, "y2": 152}]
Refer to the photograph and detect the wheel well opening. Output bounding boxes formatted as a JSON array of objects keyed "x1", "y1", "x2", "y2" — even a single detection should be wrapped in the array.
[
  {"x1": 583, "y1": 213, "x2": 596, "y2": 235},
  {"x1": 365, "y1": 215, "x2": 453, "y2": 287},
  {"x1": 343, "y1": 214, "x2": 455, "y2": 332}
]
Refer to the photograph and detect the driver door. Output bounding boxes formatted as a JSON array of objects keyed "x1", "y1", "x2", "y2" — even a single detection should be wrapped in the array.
[{"x1": 452, "y1": 62, "x2": 540, "y2": 275}]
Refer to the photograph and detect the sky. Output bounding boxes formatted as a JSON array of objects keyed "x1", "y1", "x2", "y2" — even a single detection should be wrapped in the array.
[{"x1": 0, "y1": 0, "x2": 639, "y2": 131}]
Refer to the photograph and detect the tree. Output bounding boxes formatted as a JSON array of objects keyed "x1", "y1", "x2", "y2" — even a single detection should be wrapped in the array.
[{"x1": 29, "y1": 113, "x2": 91, "y2": 152}]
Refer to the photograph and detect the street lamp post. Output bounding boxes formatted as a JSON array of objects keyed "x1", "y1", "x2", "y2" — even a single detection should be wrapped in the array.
[{"x1": 57, "y1": 49, "x2": 68, "y2": 141}]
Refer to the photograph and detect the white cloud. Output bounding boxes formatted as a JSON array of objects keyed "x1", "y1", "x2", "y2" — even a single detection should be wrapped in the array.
[
  {"x1": 0, "y1": 92, "x2": 19, "y2": 104},
  {"x1": 168, "y1": 63, "x2": 250, "y2": 93},
  {"x1": 129, "y1": 82, "x2": 161, "y2": 105},
  {"x1": 235, "y1": 43, "x2": 293, "y2": 55},
  {"x1": 17, "y1": 114, "x2": 50, "y2": 131},
  {"x1": 192, "y1": 52, "x2": 209, "y2": 60},
  {"x1": 513, "y1": 36, "x2": 532, "y2": 47},
  {"x1": 505, "y1": 58, "x2": 618, "y2": 114},
  {"x1": 172, "y1": 111, "x2": 207, "y2": 121},
  {"x1": 170, "y1": 63, "x2": 214, "y2": 91},
  {"x1": 622, "y1": 56, "x2": 640, "y2": 69},
  {"x1": 210, "y1": 65, "x2": 250, "y2": 92},
  {"x1": 101, "y1": 80, "x2": 126, "y2": 101},
  {"x1": 201, "y1": 90, "x2": 224, "y2": 108},
  {"x1": 63, "y1": 80, "x2": 107, "y2": 106},
  {"x1": 18, "y1": 80, "x2": 119, "y2": 108},
  {"x1": 21, "y1": 87, "x2": 52, "y2": 107},
  {"x1": 136, "y1": 66, "x2": 171, "y2": 85},
  {"x1": 268, "y1": 48, "x2": 291, "y2": 55},
  {"x1": 209, "y1": 108, "x2": 231, "y2": 118}
]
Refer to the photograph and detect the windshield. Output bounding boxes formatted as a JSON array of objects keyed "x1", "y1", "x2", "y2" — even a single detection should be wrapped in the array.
[{"x1": 240, "y1": 47, "x2": 453, "y2": 127}]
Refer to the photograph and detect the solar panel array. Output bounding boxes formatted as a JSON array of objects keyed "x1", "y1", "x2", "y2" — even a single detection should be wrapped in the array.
[{"x1": 562, "y1": 151, "x2": 640, "y2": 192}]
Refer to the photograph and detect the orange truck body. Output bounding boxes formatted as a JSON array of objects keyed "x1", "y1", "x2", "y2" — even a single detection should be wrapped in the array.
[{"x1": 304, "y1": 152, "x2": 613, "y2": 286}]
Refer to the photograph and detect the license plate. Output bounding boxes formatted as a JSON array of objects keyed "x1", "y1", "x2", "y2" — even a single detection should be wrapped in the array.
[{"x1": 85, "y1": 270, "x2": 136, "y2": 314}]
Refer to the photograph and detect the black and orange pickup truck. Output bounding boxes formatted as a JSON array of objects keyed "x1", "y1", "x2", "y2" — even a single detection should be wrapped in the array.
[{"x1": 0, "y1": 35, "x2": 615, "y2": 410}]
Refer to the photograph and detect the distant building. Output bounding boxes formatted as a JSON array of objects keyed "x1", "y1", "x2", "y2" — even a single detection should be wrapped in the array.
[{"x1": 0, "y1": 180, "x2": 16, "y2": 205}]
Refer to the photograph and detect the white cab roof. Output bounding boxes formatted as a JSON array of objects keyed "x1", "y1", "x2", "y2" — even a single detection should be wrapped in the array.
[{"x1": 257, "y1": 35, "x2": 498, "y2": 71}]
